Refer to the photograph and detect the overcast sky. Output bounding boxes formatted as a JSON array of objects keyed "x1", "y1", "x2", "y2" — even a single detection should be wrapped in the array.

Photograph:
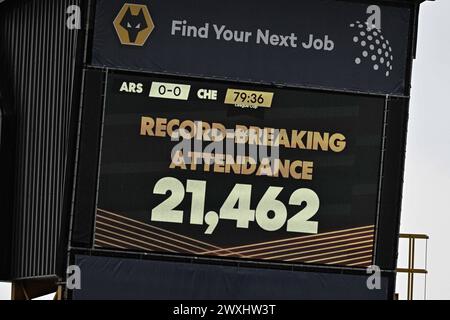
[
  {"x1": 1, "y1": 0, "x2": 448, "y2": 300},
  {"x1": 395, "y1": 0, "x2": 450, "y2": 300}
]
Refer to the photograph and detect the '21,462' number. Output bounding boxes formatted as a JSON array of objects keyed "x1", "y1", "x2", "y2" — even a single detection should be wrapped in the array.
[{"x1": 151, "y1": 177, "x2": 320, "y2": 235}]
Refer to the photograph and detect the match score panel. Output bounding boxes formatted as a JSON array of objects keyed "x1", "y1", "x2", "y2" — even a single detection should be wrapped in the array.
[{"x1": 118, "y1": 79, "x2": 275, "y2": 109}]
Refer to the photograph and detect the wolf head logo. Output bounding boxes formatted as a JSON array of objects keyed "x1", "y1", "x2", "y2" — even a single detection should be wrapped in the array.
[
  {"x1": 113, "y1": 4, "x2": 154, "y2": 46},
  {"x1": 120, "y1": 7, "x2": 147, "y2": 43}
]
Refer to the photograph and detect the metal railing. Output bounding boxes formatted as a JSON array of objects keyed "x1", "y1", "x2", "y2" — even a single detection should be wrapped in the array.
[{"x1": 396, "y1": 233, "x2": 429, "y2": 300}]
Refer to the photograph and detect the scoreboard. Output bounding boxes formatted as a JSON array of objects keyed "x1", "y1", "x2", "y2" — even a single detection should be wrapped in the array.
[
  {"x1": 91, "y1": 72, "x2": 385, "y2": 268},
  {"x1": 71, "y1": 70, "x2": 406, "y2": 272},
  {"x1": 67, "y1": 0, "x2": 420, "y2": 299}
]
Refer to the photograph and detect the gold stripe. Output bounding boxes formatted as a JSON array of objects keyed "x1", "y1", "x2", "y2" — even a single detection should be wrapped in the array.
[
  {"x1": 95, "y1": 238, "x2": 126, "y2": 249},
  {"x1": 98, "y1": 208, "x2": 221, "y2": 250},
  {"x1": 326, "y1": 255, "x2": 374, "y2": 266},
  {"x1": 219, "y1": 230, "x2": 374, "y2": 257},
  {"x1": 279, "y1": 244, "x2": 373, "y2": 262},
  {"x1": 263, "y1": 240, "x2": 373, "y2": 260},
  {"x1": 304, "y1": 250, "x2": 373, "y2": 264},
  {"x1": 246, "y1": 234, "x2": 373, "y2": 258},
  {"x1": 96, "y1": 227, "x2": 177, "y2": 253},
  {"x1": 346, "y1": 260, "x2": 373, "y2": 267},
  {"x1": 95, "y1": 233, "x2": 154, "y2": 251},
  {"x1": 201, "y1": 225, "x2": 374, "y2": 255},
  {"x1": 97, "y1": 217, "x2": 201, "y2": 253}
]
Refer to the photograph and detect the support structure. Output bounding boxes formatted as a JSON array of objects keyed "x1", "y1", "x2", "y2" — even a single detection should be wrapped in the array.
[
  {"x1": 10, "y1": 277, "x2": 59, "y2": 300},
  {"x1": 396, "y1": 233, "x2": 429, "y2": 300}
]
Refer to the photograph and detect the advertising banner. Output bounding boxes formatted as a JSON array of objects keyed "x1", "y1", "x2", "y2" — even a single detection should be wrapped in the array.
[
  {"x1": 71, "y1": 254, "x2": 394, "y2": 300},
  {"x1": 90, "y1": 71, "x2": 387, "y2": 268},
  {"x1": 91, "y1": 0, "x2": 412, "y2": 96}
]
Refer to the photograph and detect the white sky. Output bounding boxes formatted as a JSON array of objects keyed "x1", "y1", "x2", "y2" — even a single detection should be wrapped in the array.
[
  {"x1": 0, "y1": 0, "x2": 448, "y2": 300},
  {"x1": 395, "y1": 0, "x2": 450, "y2": 300}
]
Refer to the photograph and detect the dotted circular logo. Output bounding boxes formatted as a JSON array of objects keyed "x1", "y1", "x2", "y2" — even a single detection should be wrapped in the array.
[{"x1": 350, "y1": 21, "x2": 393, "y2": 77}]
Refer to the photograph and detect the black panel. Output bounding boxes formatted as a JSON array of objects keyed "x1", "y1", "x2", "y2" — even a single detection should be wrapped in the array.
[
  {"x1": 71, "y1": 254, "x2": 394, "y2": 300},
  {"x1": 0, "y1": 0, "x2": 81, "y2": 279},
  {"x1": 91, "y1": 0, "x2": 413, "y2": 95},
  {"x1": 72, "y1": 69, "x2": 411, "y2": 272},
  {"x1": 56, "y1": 0, "x2": 91, "y2": 277},
  {"x1": 0, "y1": 89, "x2": 15, "y2": 280},
  {"x1": 375, "y1": 97, "x2": 409, "y2": 269},
  {"x1": 86, "y1": 71, "x2": 385, "y2": 268},
  {"x1": 71, "y1": 69, "x2": 106, "y2": 247}
]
